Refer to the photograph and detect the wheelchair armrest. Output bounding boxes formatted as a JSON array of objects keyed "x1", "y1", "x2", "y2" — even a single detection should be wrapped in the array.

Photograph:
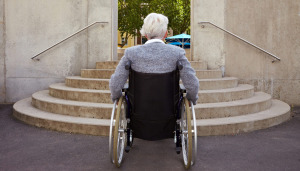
[
  {"x1": 180, "y1": 84, "x2": 186, "y2": 93},
  {"x1": 122, "y1": 83, "x2": 129, "y2": 92}
]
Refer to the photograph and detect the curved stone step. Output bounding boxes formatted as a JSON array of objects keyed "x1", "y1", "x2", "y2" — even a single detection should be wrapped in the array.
[
  {"x1": 198, "y1": 84, "x2": 254, "y2": 103},
  {"x1": 66, "y1": 76, "x2": 238, "y2": 90},
  {"x1": 190, "y1": 61, "x2": 207, "y2": 70},
  {"x1": 81, "y1": 69, "x2": 222, "y2": 79},
  {"x1": 197, "y1": 99, "x2": 291, "y2": 136},
  {"x1": 49, "y1": 83, "x2": 112, "y2": 103},
  {"x1": 13, "y1": 98, "x2": 110, "y2": 136},
  {"x1": 96, "y1": 61, "x2": 119, "y2": 69},
  {"x1": 32, "y1": 90, "x2": 112, "y2": 119},
  {"x1": 81, "y1": 69, "x2": 114, "y2": 79},
  {"x1": 194, "y1": 92, "x2": 272, "y2": 119},
  {"x1": 95, "y1": 61, "x2": 208, "y2": 70},
  {"x1": 51, "y1": 83, "x2": 252, "y2": 104},
  {"x1": 13, "y1": 98, "x2": 290, "y2": 136},
  {"x1": 65, "y1": 76, "x2": 110, "y2": 90},
  {"x1": 196, "y1": 70, "x2": 222, "y2": 79},
  {"x1": 199, "y1": 77, "x2": 238, "y2": 90},
  {"x1": 33, "y1": 90, "x2": 271, "y2": 120}
]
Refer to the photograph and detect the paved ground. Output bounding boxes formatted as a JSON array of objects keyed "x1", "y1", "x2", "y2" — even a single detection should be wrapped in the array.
[{"x1": 0, "y1": 104, "x2": 300, "y2": 171}]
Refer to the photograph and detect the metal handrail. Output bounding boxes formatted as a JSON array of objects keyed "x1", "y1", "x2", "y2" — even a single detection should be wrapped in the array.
[
  {"x1": 198, "y1": 21, "x2": 280, "y2": 62},
  {"x1": 31, "y1": 21, "x2": 108, "y2": 60}
]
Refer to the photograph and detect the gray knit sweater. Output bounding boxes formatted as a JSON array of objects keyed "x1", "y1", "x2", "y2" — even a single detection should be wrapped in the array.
[{"x1": 109, "y1": 41, "x2": 199, "y2": 104}]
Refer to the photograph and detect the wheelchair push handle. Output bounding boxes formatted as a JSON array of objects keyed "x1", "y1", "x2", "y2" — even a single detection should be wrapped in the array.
[
  {"x1": 177, "y1": 61, "x2": 183, "y2": 70},
  {"x1": 125, "y1": 61, "x2": 131, "y2": 70},
  {"x1": 125, "y1": 60, "x2": 182, "y2": 70}
]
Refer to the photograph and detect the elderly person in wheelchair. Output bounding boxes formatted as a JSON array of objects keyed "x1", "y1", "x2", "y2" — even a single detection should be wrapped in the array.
[{"x1": 109, "y1": 13, "x2": 199, "y2": 168}]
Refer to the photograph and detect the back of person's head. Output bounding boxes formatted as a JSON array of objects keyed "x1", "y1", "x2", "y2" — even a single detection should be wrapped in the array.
[{"x1": 140, "y1": 13, "x2": 169, "y2": 40}]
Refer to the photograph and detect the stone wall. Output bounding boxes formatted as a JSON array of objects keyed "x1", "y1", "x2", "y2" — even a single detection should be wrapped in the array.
[
  {"x1": 0, "y1": 0, "x2": 5, "y2": 102},
  {"x1": 1, "y1": 0, "x2": 117, "y2": 103},
  {"x1": 224, "y1": 0, "x2": 300, "y2": 105},
  {"x1": 192, "y1": 0, "x2": 300, "y2": 105}
]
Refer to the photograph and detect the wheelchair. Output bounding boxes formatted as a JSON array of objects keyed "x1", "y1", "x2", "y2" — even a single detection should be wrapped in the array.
[{"x1": 109, "y1": 61, "x2": 197, "y2": 169}]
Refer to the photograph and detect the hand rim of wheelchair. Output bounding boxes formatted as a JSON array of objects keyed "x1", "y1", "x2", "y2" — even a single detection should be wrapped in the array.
[
  {"x1": 191, "y1": 100, "x2": 197, "y2": 166},
  {"x1": 180, "y1": 98, "x2": 194, "y2": 169},
  {"x1": 109, "y1": 97, "x2": 127, "y2": 167},
  {"x1": 108, "y1": 100, "x2": 117, "y2": 164}
]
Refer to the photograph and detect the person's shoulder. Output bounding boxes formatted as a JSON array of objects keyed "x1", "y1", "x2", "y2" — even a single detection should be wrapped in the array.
[
  {"x1": 164, "y1": 44, "x2": 185, "y2": 52},
  {"x1": 125, "y1": 45, "x2": 143, "y2": 51},
  {"x1": 123, "y1": 45, "x2": 144, "y2": 55},
  {"x1": 163, "y1": 44, "x2": 185, "y2": 56}
]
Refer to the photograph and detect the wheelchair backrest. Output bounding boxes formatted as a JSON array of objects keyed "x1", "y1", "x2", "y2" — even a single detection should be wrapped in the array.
[
  {"x1": 126, "y1": 63, "x2": 181, "y2": 121},
  {"x1": 124, "y1": 61, "x2": 183, "y2": 140}
]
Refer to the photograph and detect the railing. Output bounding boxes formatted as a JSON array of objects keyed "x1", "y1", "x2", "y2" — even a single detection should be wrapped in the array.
[
  {"x1": 198, "y1": 21, "x2": 280, "y2": 62},
  {"x1": 31, "y1": 21, "x2": 108, "y2": 61}
]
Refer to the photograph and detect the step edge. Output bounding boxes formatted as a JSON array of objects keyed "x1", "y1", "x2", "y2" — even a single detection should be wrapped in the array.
[
  {"x1": 195, "y1": 92, "x2": 271, "y2": 108},
  {"x1": 13, "y1": 98, "x2": 111, "y2": 126},
  {"x1": 198, "y1": 84, "x2": 253, "y2": 93},
  {"x1": 65, "y1": 76, "x2": 110, "y2": 81},
  {"x1": 50, "y1": 83, "x2": 111, "y2": 93},
  {"x1": 196, "y1": 100, "x2": 291, "y2": 126},
  {"x1": 32, "y1": 90, "x2": 113, "y2": 108}
]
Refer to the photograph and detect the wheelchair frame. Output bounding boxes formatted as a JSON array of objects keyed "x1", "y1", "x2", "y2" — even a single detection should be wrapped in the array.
[{"x1": 109, "y1": 61, "x2": 197, "y2": 169}]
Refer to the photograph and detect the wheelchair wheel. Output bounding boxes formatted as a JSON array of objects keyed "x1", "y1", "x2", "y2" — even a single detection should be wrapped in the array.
[
  {"x1": 112, "y1": 96, "x2": 127, "y2": 167},
  {"x1": 181, "y1": 97, "x2": 192, "y2": 169},
  {"x1": 191, "y1": 101, "x2": 197, "y2": 166},
  {"x1": 109, "y1": 100, "x2": 117, "y2": 164}
]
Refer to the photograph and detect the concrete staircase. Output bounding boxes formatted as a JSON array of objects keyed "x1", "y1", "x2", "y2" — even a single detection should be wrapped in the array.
[{"x1": 13, "y1": 61, "x2": 291, "y2": 136}]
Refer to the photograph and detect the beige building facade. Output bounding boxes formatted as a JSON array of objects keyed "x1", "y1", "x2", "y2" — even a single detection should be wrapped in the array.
[{"x1": 191, "y1": 0, "x2": 300, "y2": 105}]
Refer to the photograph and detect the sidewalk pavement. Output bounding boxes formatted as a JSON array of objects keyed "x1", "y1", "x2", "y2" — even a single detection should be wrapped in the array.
[{"x1": 0, "y1": 104, "x2": 299, "y2": 171}]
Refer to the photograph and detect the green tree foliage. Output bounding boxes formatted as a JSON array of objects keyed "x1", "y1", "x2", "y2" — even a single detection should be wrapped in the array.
[{"x1": 118, "y1": 0, "x2": 190, "y2": 47}]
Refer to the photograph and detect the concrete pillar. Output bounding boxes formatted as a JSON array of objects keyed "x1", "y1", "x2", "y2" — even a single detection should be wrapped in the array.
[
  {"x1": 87, "y1": 0, "x2": 117, "y2": 68},
  {"x1": 191, "y1": 0, "x2": 225, "y2": 69},
  {"x1": 0, "y1": 0, "x2": 5, "y2": 102},
  {"x1": 112, "y1": 0, "x2": 118, "y2": 61}
]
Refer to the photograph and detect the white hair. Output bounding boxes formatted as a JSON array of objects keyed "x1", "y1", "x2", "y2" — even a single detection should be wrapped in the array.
[{"x1": 140, "y1": 13, "x2": 169, "y2": 39}]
